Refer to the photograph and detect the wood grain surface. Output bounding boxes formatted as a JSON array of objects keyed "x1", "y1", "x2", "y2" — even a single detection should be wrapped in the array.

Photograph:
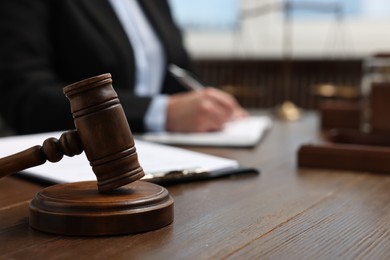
[{"x1": 1, "y1": 111, "x2": 390, "y2": 259}]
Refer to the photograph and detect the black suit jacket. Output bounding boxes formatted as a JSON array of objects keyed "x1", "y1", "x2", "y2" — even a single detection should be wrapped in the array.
[{"x1": 0, "y1": 0, "x2": 191, "y2": 134}]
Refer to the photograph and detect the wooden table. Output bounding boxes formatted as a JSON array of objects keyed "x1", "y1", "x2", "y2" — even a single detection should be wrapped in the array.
[{"x1": 2, "y1": 111, "x2": 390, "y2": 259}]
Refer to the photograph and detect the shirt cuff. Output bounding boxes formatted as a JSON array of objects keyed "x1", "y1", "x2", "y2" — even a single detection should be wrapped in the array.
[{"x1": 144, "y1": 95, "x2": 168, "y2": 132}]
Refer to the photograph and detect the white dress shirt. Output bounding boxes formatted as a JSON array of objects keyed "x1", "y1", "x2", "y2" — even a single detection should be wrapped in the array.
[{"x1": 109, "y1": 0, "x2": 168, "y2": 132}]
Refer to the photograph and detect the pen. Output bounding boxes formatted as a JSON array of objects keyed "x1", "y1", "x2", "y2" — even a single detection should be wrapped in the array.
[{"x1": 168, "y1": 64, "x2": 204, "y2": 91}]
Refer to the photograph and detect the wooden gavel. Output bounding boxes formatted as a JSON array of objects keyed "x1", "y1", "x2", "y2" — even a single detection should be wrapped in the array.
[{"x1": 0, "y1": 73, "x2": 145, "y2": 192}]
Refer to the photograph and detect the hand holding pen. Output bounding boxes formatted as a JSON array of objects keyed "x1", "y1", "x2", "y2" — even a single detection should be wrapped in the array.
[
  {"x1": 166, "y1": 64, "x2": 247, "y2": 132},
  {"x1": 168, "y1": 64, "x2": 204, "y2": 91}
]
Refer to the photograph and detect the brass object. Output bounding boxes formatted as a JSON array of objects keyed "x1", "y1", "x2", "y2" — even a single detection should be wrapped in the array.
[
  {"x1": 276, "y1": 101, "x2": 301, "y2": 121},
  {"x1": 313, "y1": 84, "x2": 360, "y2": 99}
]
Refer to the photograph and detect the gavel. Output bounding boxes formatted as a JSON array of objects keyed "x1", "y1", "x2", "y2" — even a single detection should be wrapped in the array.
[
  {"x1": 0, "y1": 73, "x2": 144, "y2": 192},
  {"x1": 0, "y1": 73, "x2": 174, "y2": 236}
]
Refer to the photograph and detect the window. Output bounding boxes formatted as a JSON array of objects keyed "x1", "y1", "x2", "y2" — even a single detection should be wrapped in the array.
[
  {"x1": 288, "y1": 0, "x2": 390, "y2": 19},
  {"x1": 168, "y1": 0, "x2": 390, "y2": 31},
  {"x1": 168, "y1": 0, "x2": 239, "y2": 30}
]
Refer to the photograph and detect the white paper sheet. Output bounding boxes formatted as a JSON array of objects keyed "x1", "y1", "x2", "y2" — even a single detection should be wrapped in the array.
[
  {"x1": 139, "y1": 116, "x2": 272, "y2": 147},
  {"x1": 0, "y1": 131, "x2": 239, "y2": 184}
]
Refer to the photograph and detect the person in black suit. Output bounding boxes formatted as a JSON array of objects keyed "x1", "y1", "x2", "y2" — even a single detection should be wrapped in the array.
[{"x1": 0, "y1": 0, "x2": 247, "y2": 135}]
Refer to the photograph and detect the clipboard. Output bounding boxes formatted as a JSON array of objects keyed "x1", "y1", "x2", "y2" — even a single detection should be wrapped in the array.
[
  {"x1": 143, "y1": 166, "x2": 259, "y2": 185},
  {"x1": 0, "y1": 131, "x2": 259, "y2": 185}
]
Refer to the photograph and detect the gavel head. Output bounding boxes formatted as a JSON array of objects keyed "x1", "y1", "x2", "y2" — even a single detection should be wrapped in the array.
[{"x1": 63, "y1": 73, "x2": 145, "y2": 192}]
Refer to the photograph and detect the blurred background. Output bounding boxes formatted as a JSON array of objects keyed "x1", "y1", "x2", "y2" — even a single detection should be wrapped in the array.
[
  {"x1": 168, "y1": 0, "x2": 390, "y2": 110},
  {"x1": 1, "y1": 0, "x2": 389, "y2": 134}
]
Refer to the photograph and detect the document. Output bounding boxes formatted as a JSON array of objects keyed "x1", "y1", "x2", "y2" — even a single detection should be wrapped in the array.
[
  {"x1": 140, "y1": 116, "x2": 272, "y2": 147},
  {"x1": 0, "y1": 131, "x2": 258, "y2": 185}
]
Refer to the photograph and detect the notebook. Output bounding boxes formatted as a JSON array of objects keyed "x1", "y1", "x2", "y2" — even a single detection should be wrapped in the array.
[{"x1": 139, "y1": 115, "x2": 272, "y2": 147}]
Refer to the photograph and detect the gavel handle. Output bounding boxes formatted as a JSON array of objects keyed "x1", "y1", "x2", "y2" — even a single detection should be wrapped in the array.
[
  {"x1": 0, "y1": 145, "x2": 45, "y2": 179},
  {"x1": 0, "y1": 130, "x2": 83, "y2": 179}
]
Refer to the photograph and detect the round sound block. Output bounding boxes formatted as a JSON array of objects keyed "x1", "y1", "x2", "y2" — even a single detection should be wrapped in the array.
[{"x1": 29, "y1": 181, "x2": 174, "y2": 236}]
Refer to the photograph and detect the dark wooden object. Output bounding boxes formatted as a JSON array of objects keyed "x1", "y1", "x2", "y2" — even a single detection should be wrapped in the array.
[
  {"x1": 63, "y1": 74, "x2": 145, "y2": 192},
  {"x1": 319, "y1": 100, "x2": 361, "y2": 130},
  {"x1": 298, "y1": 130, "x2": 390, "y2": 173},
  {"x1": 29, "y1": 181, "x2": 173, "y2": 236},
  {"x1": 300, "y1": 83, "x2": 390, "y2": 173},
  {"x1": 327, "y1": 128, "x2": 390, "y2": 147},
  {"x1": 0, "y1": 73, "x2": 173, "y2": 236},
  {"x1": 298, "y1": 143, "x2": 390, "y2": 173},
  {"x1": 370, "y1": 83, "x2": 390, "y2": 134}
]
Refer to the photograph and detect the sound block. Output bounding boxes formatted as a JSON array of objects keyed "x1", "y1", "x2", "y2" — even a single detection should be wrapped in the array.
[{"x1": 29, "y1": 180, "x2": 174, "y2": 236}]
